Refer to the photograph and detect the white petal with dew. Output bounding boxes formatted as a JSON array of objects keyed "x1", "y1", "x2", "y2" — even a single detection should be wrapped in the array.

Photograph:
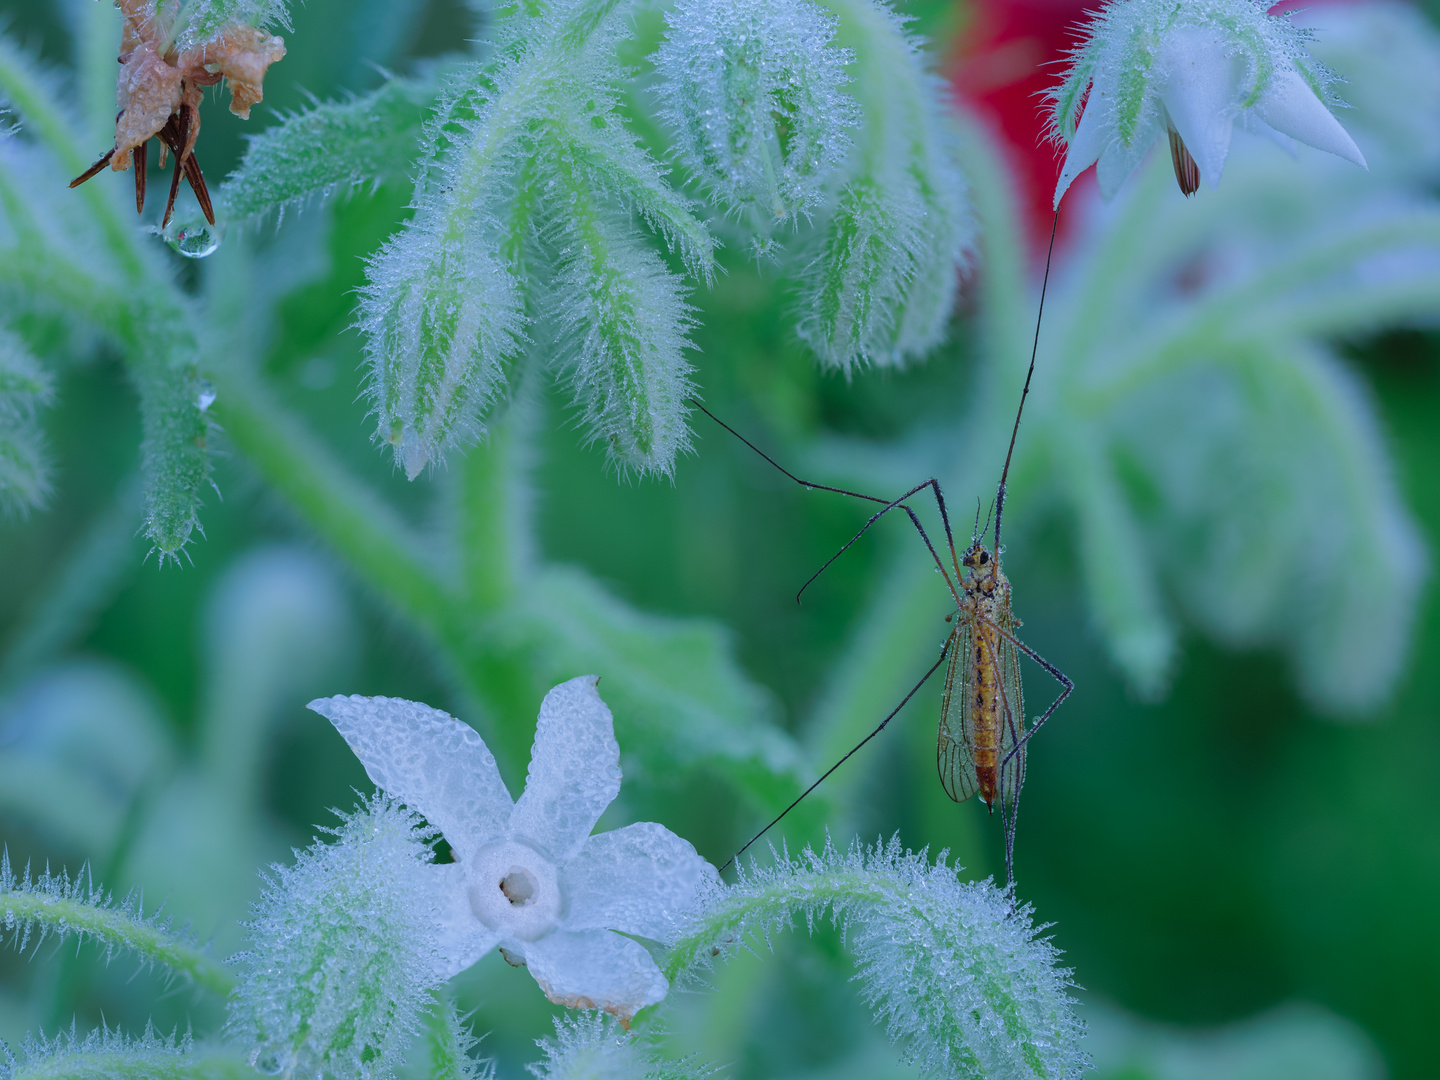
[
  {"x1": 1253, "y1": 67, "x2": 1367, "y2": 168},
  {"x1": 1236, "y1": 111, "x2": 1299, "y2": 156},
  {"x1": 560, "y1": 822, "x2": 718, "y2": 938},
  {"x1": 424, "y1": 861, "x2": 503, "y2": 979},
  {"x1": 1096, "y1": 118, "x2": 1159, "y2": 200},
  {"x1": 307, "y1": 695, "x2": 514, "y2": 858},
  {"x1": 510, "y1": 676, "x2": 621, "y2": 863},
  {"x1": 1053, "y1": 88, "x2": 1109, "y2": 208},
  {"x1": 1155, "y1": 27, "x2": 1244, "y2": 188},
  {"x1": 523, "y1": 928, "x2": 669, "y2": 1023}
]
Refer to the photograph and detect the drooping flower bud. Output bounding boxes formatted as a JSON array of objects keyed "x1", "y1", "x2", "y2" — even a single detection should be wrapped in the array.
[
  {"x1": 230, "y1": 796, "x2": 445, "y2": 1080},
  {"x1": 654, "y1": 0, "x2": 859, "y2": 223},
  {"x1": 1048, "y1": 0, "x2": 1367, "y2": 205},
  {"x1": 359, "y1": 219, "x2": 524, "y2": 479}
]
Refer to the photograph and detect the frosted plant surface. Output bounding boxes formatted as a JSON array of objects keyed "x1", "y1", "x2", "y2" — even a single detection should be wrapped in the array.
[
  {"x1": 653, "y1": 0, "x2": 859, "y2": 224},
  {"x1": 1048, "y1": 0, "x2": 1366, "y2": 204},
  {"x1": 231, "y1": 796, "x2": 444, "y2": 1080},
  {"x1": 308, "y1": 675, "x2": 719, "y2": 1024}
]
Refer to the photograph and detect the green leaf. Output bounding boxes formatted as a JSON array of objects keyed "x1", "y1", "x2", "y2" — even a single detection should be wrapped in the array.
[
  {"x1": 216, "y1": 76, "x2": 441, "y2": 224},
  {"x1": 514, "y1": 565, "x2": 806, "y2": 811}
]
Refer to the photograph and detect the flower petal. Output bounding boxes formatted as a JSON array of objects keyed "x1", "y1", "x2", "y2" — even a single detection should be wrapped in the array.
[
  {"x1": 560, "y1": 822, "x2": 718, "y2": 938},
  {"x1": 1155, "y1": 27, "x2": 1244, "y2": 188},
  {"x1": 522, "y1": 928, "x2": 669, "y2": 1024},
  {"x1": 1053, "y1": 87, "x2": 1109, "y2": 208},
  {"x1": 509, "y1": 676, "x2": 620, "y2": 862},
  {"x1": 423, "y1": 862, "x2": 503, "y2": 979},
  {"x1": 1253, "y1": 67, "x2": 1367, "y2": 169},
  {"x1": 1236, "y1": 111, "x2": 1298, "y2": 157},
  {"x1": 1095, "y1": 118, "x2": 1158, "y2": 200},
  {"x1": 307, "y1": 695, "x2": 513, "y2": 858}
]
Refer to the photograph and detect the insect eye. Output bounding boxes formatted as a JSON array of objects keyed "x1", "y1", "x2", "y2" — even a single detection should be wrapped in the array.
[{"x1": 978, "y1": 550, "x2": 989, "y2": 564}]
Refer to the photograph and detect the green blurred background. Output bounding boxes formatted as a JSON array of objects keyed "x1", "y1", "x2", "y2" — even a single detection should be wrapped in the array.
[{"x1": 1, "y1": 1, "x2": 1436, "y2": 1078}]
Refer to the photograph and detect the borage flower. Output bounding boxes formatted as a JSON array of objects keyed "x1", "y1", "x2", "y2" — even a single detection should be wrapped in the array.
[
  {"x1": 1048, "y1": 0, "x2": 1366, "y2": 205},
  {"x1": 308, "y1": 676, "x2": 717, "y2": 1025}
]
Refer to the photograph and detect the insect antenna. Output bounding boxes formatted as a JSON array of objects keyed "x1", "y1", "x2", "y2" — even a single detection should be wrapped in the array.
[{"x1": 991, "y1": 210, "x2": 1060, "y2": 557}]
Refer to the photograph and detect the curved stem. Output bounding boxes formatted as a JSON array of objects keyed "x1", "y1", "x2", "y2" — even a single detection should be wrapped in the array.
[{"x1": 0, "y1": 888, "x2": 234, "y2": 997}]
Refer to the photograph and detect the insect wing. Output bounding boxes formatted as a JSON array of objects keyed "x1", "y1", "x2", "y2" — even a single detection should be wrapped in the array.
[
  {"x1": 937, "y1": 621, "x2": 980, "y2": 803},
  {"x1": 995, "y1": 610, "x2": 1026, "y2": 808}
]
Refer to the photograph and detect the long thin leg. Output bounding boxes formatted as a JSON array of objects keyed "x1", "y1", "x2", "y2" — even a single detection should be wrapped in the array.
[
  {"x1": 978, "y1": 616, "x2": 1074, "y2": 767},
  {"x1": 1000, "y1": 791, "x2": 1021, "y2": 899},
  {"x1": 719, "y1": 632, "x2": 955, "y2": 874},
  {"x1": 797, "y1": 479, "x2": 961, "y2": 606},
  {"x1": 993, "y1": 658, "x2": 1026, "y2": 892},
  {"x1": 691, "y1": 402, "x2": 962, "y2": 603}
]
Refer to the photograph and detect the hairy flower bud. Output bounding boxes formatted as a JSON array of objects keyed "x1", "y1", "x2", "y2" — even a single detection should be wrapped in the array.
[
  {"x1": 654, "y1": 0, "x2": 859, "y2": 222},
  {"x1": 667, "y1": 839, "x2": 1088, "y2": 1080},
  {"x1": 231, "y1": 797, "x2": 445, "y2": 1080},
  {"x1": 359, "y1": 219, "x2": 524, "y2": 479}
]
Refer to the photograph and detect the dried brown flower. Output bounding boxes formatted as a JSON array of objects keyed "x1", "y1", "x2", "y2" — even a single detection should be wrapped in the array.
[{"x1": 69, "y1": 1, "x2": 286, "y2": 227}]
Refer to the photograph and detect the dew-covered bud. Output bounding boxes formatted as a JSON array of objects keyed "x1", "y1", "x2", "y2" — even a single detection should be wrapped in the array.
[
  {"x1": 359, "y1": 219, "x2": 524, "y2": 479},
  {"x1": 654, "y1": 0, "x2": 859, "y2": 222},
  {"x1": 230, "y1": 796, "x2": 445, "y2": 1080},
  {"x1": 1048, "y1": 0, "x2": 1367, "y2": 205}
]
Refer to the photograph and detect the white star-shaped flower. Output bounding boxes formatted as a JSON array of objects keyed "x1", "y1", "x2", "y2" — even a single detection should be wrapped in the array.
[
  {"x1": 1049, "y1": 0, "x2": 1366, "y2": 206},
  {"x1": 307, "y1": 676, "x2": 717, "y2": 1024}
]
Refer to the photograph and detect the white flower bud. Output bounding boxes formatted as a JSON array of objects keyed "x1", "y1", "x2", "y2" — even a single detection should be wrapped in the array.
[{"x1": 1048, "y1": 0, "x2": 1366, "y2": 205}]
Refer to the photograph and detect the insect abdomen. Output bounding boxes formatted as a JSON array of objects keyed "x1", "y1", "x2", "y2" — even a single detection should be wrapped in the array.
[{"x1": 970, "y1": 619, "x2": 1002, "y2": 805}]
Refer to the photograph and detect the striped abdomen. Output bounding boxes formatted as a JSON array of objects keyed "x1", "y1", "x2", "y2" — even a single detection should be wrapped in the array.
[{"x1": 969, "y1": 616, "x2": 1002, "y2": 805}]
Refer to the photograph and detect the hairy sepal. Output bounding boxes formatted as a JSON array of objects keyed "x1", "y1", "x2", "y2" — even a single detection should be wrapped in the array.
[
  {"x1": 798, "y1": 0, "x2": 972, "y2": 370},
  {"x1": 217, "y1": 76, "x2": 441, "y2": 224},
  {"x1": 528, "y1": 1013, "x2": 711, "y2": 1080},
  {"x1": 543, "y1": 139, "x2": 696, "y2": 475},
  {"x1": 667, "y1": 838, "x2": 1088, "y2": 1080},
  {"x1": 230, "y1": 796, "x2": 444, "y2": 1080},
  {"x1": 9, "y1": 1025, "x2": 249, "y2": 1080},
  {"x1": 175, "y1": 0, "x2": 293, "y2": 48},
  {"x1": 654, "y1": 0, "x2": 859, "y2": 224},
  {"x1": 360, "y1": 218, "x2": 524, "y2": 480}
]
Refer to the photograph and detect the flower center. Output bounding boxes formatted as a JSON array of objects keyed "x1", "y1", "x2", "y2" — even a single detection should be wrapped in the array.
[
  {"x1": 467, "y1": 840, "x2": 561, "y2": 941},
  {"x1": 500, "y1": 868, "x2": 536, "y2": 905}
]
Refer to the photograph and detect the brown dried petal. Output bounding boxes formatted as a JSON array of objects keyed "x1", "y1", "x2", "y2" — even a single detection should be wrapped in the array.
[
  {"x1": 113, "y1": 42, "x2": 183, "y2": 171},
  {"x1": 185, "y1": 26, "x2": 287, "y2": 120}
]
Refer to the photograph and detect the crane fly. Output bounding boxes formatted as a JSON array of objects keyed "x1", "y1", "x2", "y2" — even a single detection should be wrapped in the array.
[{"x1": 703, "y1": 213, "x2": 1072, "y2": 891}]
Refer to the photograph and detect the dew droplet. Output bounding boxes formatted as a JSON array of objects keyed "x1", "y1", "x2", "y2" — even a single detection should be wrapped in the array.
[
  {"x1": 196, "y1": 380, "x2": 217, "y2": 412},
  {"x1": 251, "y1": 1046, "x2": 285, "y2": 1075},
  {"x1": 167, "y1": 223, "x2": 220, "y2": 259}
]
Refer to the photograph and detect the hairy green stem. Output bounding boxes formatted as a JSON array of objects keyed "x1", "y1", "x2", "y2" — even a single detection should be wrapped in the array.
[
  {"x1": 663, "y1": 868, "x2": 889, "y2": 983},
  {"x1": 0, "y1": 38, "x2": 145, "y2": 280},
  {"x1": 11, "y1": 1051, "x2": 255, "y2": 1080},
  {"x1": 439, "y1": 0, "x2": 627, "y2": 249},
  {"x1": 0, "y1": 889, "x2": 234, "y2": 996}
]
